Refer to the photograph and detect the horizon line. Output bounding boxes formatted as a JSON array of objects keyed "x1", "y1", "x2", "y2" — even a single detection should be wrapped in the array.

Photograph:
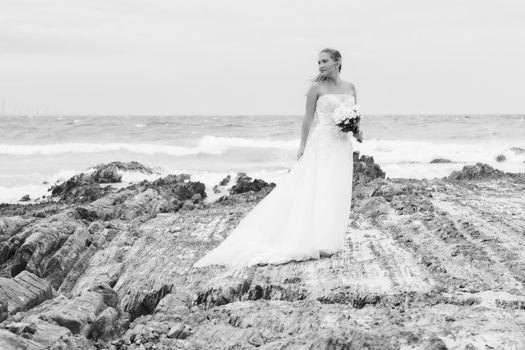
[{"x1": 1, "y1": 113, "x2": 524, "y2": 118}]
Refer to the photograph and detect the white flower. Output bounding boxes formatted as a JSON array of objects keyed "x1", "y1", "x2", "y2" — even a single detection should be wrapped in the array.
[
  {"x1": 333, "y1": 105, "x2": 353, "y2": 124},
  {"x1": 352, "y1": 104, "x2": 361, "y2": 117}
]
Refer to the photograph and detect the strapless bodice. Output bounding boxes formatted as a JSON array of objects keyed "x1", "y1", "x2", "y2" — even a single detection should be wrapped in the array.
[{"x1": 315, "y1": 94, "x2": 355, "y2": 126}]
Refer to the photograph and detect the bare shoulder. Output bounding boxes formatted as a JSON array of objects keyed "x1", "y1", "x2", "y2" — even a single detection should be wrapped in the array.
[
  {"x1": 307, "y1": 82, "x2": 321, "y2": 99},
  {"x1": 343, "y1": 80, "x2": 356, "y2": 92}
]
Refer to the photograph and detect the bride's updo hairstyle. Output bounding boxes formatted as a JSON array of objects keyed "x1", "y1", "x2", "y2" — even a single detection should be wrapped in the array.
[{"x1": 314, "y1": 48, "x2": 342, "y2": 82}]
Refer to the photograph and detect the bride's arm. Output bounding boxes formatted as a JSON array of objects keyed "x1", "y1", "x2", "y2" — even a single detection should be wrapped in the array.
[{"x1": 297, "y1": 84, "x2": 318, "y2": 159}]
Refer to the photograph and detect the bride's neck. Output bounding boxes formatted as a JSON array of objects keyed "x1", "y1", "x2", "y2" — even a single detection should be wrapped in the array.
[{"x1": 324, "y1": 74, "x2": 341, "y2": 85}]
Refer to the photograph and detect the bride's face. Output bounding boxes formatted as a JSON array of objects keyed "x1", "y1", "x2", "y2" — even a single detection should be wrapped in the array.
[{"x1": 318, "y1": 52, "x2": 339, "y2": 76}]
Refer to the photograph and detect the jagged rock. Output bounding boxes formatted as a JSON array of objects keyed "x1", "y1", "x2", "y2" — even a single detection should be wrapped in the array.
[
  {"x1": 150, "y1": 173, "x2": 189, "y2": 194},
  {"x1": 182, "y1": 200, "x2": 195, "y2": 211},
  {"x1": 19, "y1": 194, "x2": 31, "y2": 202},
  {"x1": 88, "y1": 283, "x2": 119, "y2": 308},
  {"x1": 230, "y1": 173, "x2": 276, "y2": 195},
  {"x1": 88, "y1": 306, "x2": 119, "y2": 340},
  {"x1": 446, "y1": 162, "x2": 506, "y2": 181},
  {"x1": 0, "y1": 299, "x2": 101, "y2": 349},
  {"x1": 371, "y1": 182, "x2": 414, "y2": 201},
  {"x1": 38, "y1": 291, "x2": 106, "y2": 336},
  {"x1": 93, "y1": 161, "x2": 156, "y2": 175},
  {"x1": 91, "y1": 165, "x2": 121, "y2": 183},
  {"x1": 48, "y1": 162, "x2": 157, "y2": 204},
  {"x1": 0, "y1": 300, "x2": 7, "y2": 322},
  {"x1": 4, "y1": 321, "x2": 37, "y2": 334},
  {"x1": 353, "y1": 152, "x2": 386, "y2": 185},
  {"x1": 0, "y1": 270, "x2": 53, "y2": 315},
  {"x1": 49, "y1": 174, "x2": 111, "y2": 203},
  {"x1": 44, "y1": 227, "x2": 92, "y2": 289},
  {"x1": 425, "y1": 336, "x2": 448, "y2": 350},
  {"x1": 191, "y1": 193, "x2": 202, "y2": 203},
  {"x1": 0, "y1": 328, "x2": 56, "y2": 350},
  {"x1": 1, "y1": 158, "x2": 524, "y2": 349},
  {"x1": 167, "y1": 322, "x2": 191, "y2": 339},
  {"x1": 496, "y1": 154, "x2": 506, "y2": 162},
  {"x1": 11, "y1": 212, "x2": 84, "y2": 277},
  {"x1": 213, "y1": 175, "x2": 233, "y2": 194},
  {"x1": 352, "y1": 196, "x2": 391, "y2": 219},
  {"x1": 76, "y1": 192, "x2": 129, "y2": 221},
  {"x1": 510, "y1": 147, "x2": 525, "y2": 154},
  {"x1": 0, "y1": 216, "x2": 33, "y2": 242},
  {"x1": 58, "y1": 244, "x2": 99, "y2": 295},
  {"x1": 430, "y1": 158, "x2": 452, "y2": 163},
  {"x1": 219, "y1": 175, "x2": 231, "y2": 186},
  {"x1": 390, "y1": 194, "x2": 434, "y2": 215}
]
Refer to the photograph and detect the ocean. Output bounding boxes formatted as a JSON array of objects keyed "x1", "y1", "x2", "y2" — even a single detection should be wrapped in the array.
[{"x1": 1, "y1": 114, "x2": 524, "y2": 204}]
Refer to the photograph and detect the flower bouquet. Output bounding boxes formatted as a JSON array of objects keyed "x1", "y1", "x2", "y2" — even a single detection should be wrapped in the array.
[{"x1": 333, "y1": 104, "x2": 363, "y2": 143}]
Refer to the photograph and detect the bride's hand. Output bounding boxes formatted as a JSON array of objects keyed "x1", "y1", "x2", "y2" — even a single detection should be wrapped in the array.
[{"x1": 297, "y1": 148, "x2": 305, "y2": 160}]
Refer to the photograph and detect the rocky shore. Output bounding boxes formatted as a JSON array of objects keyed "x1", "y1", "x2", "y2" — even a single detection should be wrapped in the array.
[{"x1": 1, "y1": 155, "x2": 524, "y2": 349}]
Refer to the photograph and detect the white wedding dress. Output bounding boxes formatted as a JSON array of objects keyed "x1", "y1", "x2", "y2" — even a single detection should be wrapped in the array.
[{"x1": 194, "y1": 94, "x2": 355, "y2": 267}]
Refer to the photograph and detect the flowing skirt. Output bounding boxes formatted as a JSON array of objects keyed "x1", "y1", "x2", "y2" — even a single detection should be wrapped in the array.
[{"x1": 194, "y1": 123, "x2": 354, "y2": 267}]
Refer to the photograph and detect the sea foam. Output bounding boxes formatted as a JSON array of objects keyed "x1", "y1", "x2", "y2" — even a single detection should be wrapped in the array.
[{"x1": 0, "y1": 136, "x2": 298, "y2": 156}]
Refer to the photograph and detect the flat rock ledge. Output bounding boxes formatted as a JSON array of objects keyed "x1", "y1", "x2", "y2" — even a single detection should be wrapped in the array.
[{"x1": 0, "y1": 160, "x2": 524, "y2": 349}]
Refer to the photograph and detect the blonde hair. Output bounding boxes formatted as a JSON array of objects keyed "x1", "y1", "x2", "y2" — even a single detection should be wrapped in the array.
[{"x1": 314, "y1": 48, "x2": 342, "y2": 82}]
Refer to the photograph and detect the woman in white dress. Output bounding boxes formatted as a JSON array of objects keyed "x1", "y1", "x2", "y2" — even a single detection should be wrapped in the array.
[{"x1": 194, "y1": 48, "x2": 356, "y2": 268}]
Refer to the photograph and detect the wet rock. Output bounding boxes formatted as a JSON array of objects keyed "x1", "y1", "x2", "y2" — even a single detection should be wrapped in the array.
[
  {"x1": 496, "y1": 154, "x2": 506, "y2": 162},
  {"x1": 430, "y1": 158, "x2": 452, "y2": 163},
  {"x1": 230, "y1": 173, "x2": 276, "y2": 195},
  {"x1": 446, "y1": 162, "x2": 506, "y2": 181}
]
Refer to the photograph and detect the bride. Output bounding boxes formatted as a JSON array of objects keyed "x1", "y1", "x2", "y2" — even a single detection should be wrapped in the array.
[{"x1": 194, "y1": 48, "x2": 356, "y2": 268}]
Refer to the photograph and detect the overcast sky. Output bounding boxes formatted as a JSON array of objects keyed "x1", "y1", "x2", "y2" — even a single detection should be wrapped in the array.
[{"x1": 1, "y1": 0, "x2": 524, "y2": 116}]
